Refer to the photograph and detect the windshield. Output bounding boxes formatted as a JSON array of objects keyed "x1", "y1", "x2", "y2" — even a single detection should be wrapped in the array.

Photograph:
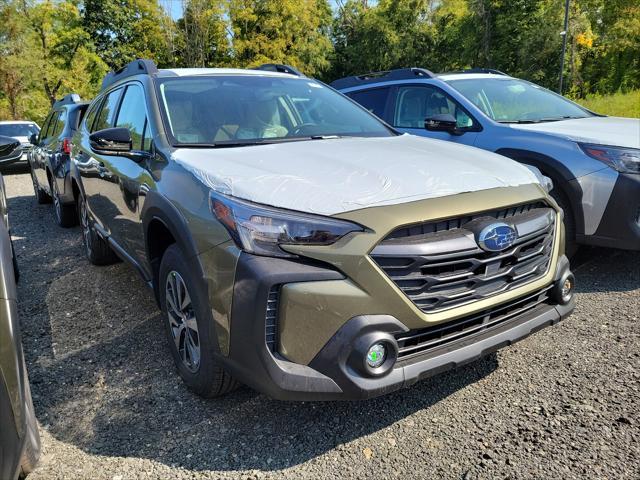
[
  {"x1": 0, "y1": 123, "x2": 39, "y2": 138},
  {"x1": 446, "y1": 78, "x2": 592, "y2": 123},
  {"x1": 156, "y1": 75, "x2": 393, "y2": 146}
]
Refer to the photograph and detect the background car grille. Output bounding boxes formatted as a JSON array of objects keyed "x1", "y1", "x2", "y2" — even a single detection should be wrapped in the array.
[
  {"x1": 265, "y1": 285, "x2": 280, "y2": 353},
  {"x1": 395, "y1": 286, "x2": 553, "y2": 361},
  {"x1": 371, "y1": 202, "x2": 556, "y2": 313}
]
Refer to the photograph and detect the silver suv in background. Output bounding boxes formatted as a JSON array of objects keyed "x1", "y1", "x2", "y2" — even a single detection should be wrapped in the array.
[
  {"x1": 0, "y1": 122, "x2": 40, "y2": 167},
  {"x1": 333, "y1": 69, "x2": 640, "y2": 253}
]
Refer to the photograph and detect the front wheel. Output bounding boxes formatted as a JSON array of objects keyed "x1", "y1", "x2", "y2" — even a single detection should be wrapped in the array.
[
  {"x1": 30, "y1": 169, "x2": 50, "y2": 204},
  {"x1": 77, "y1": 194, "x2": 119, "y2": 265},
  {"x1": 159, "y1": 244, "x2": 238, "y2": 397},
  {"x1": 51, "y1": 178, "x2": 77, "y2": 228}
]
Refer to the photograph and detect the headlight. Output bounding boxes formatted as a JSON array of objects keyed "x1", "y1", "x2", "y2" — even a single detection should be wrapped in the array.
[
  {"x1": 579, "y1": 143, "x2": 640, "y2": 174},
  {"x1": 210, "y1": 191, "x2": 365, "y2": 258}
]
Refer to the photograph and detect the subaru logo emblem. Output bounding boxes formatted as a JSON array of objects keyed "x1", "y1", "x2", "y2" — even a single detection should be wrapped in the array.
[{"x1": 477, "y1": 222, "x2": 518, "y2": 252}]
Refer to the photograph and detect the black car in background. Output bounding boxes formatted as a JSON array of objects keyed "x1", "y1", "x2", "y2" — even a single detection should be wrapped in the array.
[
  {"x1": 0, "y1": 136, "x2": 40, "y2": 479},
  {"x1": 29, "y1": 94, "x2": 88, "y2": 227}
]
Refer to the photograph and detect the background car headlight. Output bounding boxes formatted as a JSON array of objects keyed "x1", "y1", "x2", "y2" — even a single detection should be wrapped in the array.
[
  {"x1": 210, "y1": 191, "x2": 365, "y2": 258},
  {"x1": 579, "y1": 143, "x2": 640, "y2": 174}
]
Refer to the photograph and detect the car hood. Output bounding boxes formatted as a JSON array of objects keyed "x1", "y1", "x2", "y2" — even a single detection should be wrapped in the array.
[
  {"x1": 11, "y1": 136, "x2": 30, "y2": 145},
  {"x1": 507, "y1": 116, "x2": 640, "y2": 149},
  {"x1": 173, "y1": 134, "x2": 539, "y2": 216}
]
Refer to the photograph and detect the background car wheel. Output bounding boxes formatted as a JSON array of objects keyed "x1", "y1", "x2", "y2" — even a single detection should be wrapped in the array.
[
  {"x1": 159, "y1": 244, "x2": 238, "y2": 398},
  {"x1": 50, "y1": 178, "x2": 77, "y2": 228},
  {"x1": 551, "y1": 188, "x2": 578, "y2": 257},
  {"x1": 77, "y1": 194, "x2": 119, "y2": 265},
  {"x1": 30, "y1": 169, "x2": 50, "y2": 205},
  {"x1": 19, "y1": 367, "x2": 40, "y2": 479}
]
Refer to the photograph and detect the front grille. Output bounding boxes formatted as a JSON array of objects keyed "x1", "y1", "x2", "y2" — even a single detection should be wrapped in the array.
[
  {"x1": 387, "y1": 202, "x2": 546, "y2": 239},
  {"x1": 395, "y1": 286, "x2": 552, "y2": 361},
  {"x1": 265, "y1": 285, "x2": 280, "y2": 352},
  {"x1": 371, "y1": 203, "x2": 556, "y2": 312}
]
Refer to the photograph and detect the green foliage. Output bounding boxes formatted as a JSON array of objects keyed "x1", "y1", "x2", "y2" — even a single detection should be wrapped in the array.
[
  {"x1": 228, "y1": 0, "x2": 333, "y2": 76},
  {"x1": 573, "y1": 90, "x2": 640, "y2": 118},
  {"x1": 0, "y1": 0, "x2": 638, "y2": 123},
  {"x1": 82, "y1": 0, "x2": 171, "y2": 69}
]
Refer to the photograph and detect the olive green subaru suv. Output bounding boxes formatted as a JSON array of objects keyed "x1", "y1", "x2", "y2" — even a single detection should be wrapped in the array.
[{"x1": 70, "y1": 60, "x2": 575, "y2": 400}]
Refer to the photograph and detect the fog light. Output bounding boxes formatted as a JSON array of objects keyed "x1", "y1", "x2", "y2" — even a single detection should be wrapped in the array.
[
  {"x1": 366, "y1": 343, "x2": 386, "y2": 368},
  {"x1": 561, "y1": 277, "x2": 573, "y2": 298},
  {"x1": 554, "y1": 271, "x2": 575, "y2": 305}
]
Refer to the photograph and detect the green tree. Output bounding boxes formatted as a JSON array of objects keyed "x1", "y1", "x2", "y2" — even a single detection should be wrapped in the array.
[
  {"x1": 82, "y1": 0, "x2": 171, "y2": 69},
  {"x1": 177, "y1": 0, "x2": 230, "y2": 67},
  {"x1": 228, "y1": 0, "x2": 333, "y2": 76}
]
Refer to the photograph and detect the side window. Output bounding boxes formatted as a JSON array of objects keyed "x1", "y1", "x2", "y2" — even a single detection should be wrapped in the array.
[
  {"x1": 142, "y1": 121, "x2": 152, "y2": 151},
  {"x1": 51, "y1": 110, "x2": 66, "y2": 138},
  {"x1": 39, "y1": 113, "x2": 55, "y2": 141},
  {"x1": 347, "y1": 88, "x2": 390, "y2": 118},
  {"x1": 84, "y1": 100, "x2": 101, "y2": 132},
  {"x1": 394, "y1": 86, "x2": 475, "y2": 129},
  {"x1": 93, "y1": 88, "x2": 123, "y2": 132},
  {"x1": 115, "y1": 84, "x2": 149, "y2": 151}
]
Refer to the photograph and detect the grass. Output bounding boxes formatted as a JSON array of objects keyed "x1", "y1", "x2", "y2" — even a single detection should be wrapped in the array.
[{"x1": 572, "y1": 90, "x2": 640, "y2": 118}]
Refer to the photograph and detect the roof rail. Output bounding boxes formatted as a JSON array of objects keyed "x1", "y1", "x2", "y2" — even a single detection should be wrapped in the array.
[
  {"x1": 53, "y1": 93, "x2": 83, "y2": 109},
  {"x1": 101, "y1": 59, "x2": 159, "y2": 90},
  {"x1": 452, "y1": 68, "x2": 508, "y2": 76},
  {"x1": 330, "y1": 67, "x2": 435, "y2": 90},
  {"x1": 254, "y1": 63, "x2": 304, "y2": 77}
]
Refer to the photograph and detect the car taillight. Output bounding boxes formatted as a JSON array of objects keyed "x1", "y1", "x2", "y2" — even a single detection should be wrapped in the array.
[{"x1": 62, "y1": 138, "x2": 71, "y2": 154}]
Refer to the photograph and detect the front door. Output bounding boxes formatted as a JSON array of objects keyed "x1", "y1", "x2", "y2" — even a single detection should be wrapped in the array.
[
  {"x1": 76, "y1": 88, "x2": 124, "y2": 234},
  {"x1": 97, "y1": 83, "x2": 152, "y2": 265},
  {"x1": 391, "y1": 85, "x2": 480, "y2": 146}
]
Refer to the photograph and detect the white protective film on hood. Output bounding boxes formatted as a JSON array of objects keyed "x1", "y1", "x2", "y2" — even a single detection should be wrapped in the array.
[
  {"x1": 508, "y1": 116, "x2": 640, "y2": 149},
  {"x1": 173, "y1": 134, "x2": 539, "y2": 216}
]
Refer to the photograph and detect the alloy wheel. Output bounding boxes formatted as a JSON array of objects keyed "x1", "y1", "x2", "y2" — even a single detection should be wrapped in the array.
[
  {"x1": 30, "y1": 170, "x2": 39, "y2": 197},
  {"x1": 79, "y1": 196, "x2": 92, "y2": 255},
  {"x1": 165, "y1": 271, "x2": 200, "y2": 372},
  {"x1": 52, "y1": 180, "x2": 61, "y2": 223}
]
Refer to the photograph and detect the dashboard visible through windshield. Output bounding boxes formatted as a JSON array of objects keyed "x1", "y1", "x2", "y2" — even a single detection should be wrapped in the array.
[
  {"x1": 446, "y1": 78, "x2": 592, "y2": 124},
  {"x1": 156, "y1": 75, "x2": 394, "y2": 146}
]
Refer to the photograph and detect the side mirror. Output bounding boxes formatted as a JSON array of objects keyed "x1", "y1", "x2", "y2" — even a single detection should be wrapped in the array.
[
  {"x1": 0, "y1": 135, "x2": 22, "y2": 164},
  {"x1": 29, "y1": 133, "x2": 38, "y2": 145},
  {"x1": 89, "y1": 127, "x2": 132, "y2": 155},
  {"x1": 425, "y1": 114, "x2": 461, "y2": 135}
]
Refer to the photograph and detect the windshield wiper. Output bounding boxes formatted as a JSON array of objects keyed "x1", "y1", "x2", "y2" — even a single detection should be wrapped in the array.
[
  {"x1": 175, "y1": 136, "x2": 349, "y2": 148},
  {"x1": 499, "y1": 115, "x2": 587, "y2": 124}
]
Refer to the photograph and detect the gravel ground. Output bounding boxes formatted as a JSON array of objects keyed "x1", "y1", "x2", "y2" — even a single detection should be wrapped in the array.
[{"x1": 3, "y1": 169, "x2": 639, "y2": 479}]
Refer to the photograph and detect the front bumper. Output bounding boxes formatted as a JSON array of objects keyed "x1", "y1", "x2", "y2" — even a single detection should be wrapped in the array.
[
  {"x1": 221, "y1": 253, "x2": 574, "y2": 401},
  {"x1": 579, "y1": 173, "x2": 640, "y2": 250}
]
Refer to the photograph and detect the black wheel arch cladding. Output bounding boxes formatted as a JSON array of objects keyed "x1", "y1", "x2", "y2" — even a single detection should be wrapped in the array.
[{"x1": 495, "y1": 148, "x2": 585, "y2": 236}]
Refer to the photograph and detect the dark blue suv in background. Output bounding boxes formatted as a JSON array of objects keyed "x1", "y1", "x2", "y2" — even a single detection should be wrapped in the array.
[{"x1": 333, "y1": 68, "x2": 640, "y2": 253}]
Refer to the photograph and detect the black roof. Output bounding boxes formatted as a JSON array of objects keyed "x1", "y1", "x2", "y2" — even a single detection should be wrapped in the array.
[
  {"x1": 330, "y1": 67, "x2": 434, "y2": 90},
  {"x1": 254, "y1": 63, "x2": 304, "y2": 77},
  {"x1": 101, "y1": 59, "x2": 159, "y2": 90},
  {"x1": 52, "y1": 93, "x2": 85, "y2": 109}
]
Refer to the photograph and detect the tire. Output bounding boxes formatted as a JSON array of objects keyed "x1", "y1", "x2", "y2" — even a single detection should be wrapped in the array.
[
  {"x1": 19, "y1": 367, "x2": 41, "y2": 479},
  {"x1": 159, "y1": 244, "x2": 238, "y2": 397},
  {"x1": 30, "y1": 169, "x2": 50, "y2": 204},
  {"x1": 551, "y1": 188, "x2": 578, "y2": 258},
  {"x1": 77, "y1": 193, "x2": 119, "y2": 265},
  {"x1": 51, "y1": 177, "x2": 77, "y2": 228}
]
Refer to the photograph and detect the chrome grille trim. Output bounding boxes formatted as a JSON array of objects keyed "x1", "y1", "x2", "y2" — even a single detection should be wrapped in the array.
[
  {"x1": 371, "y1": 204, "x2": 556, "y2": 313},
  {"x1": 265, "y1": 285, "x2": 280, "y2": 352},
  {"x1": 395, "y1": 286, "x2": 553, "y2": 361}
]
